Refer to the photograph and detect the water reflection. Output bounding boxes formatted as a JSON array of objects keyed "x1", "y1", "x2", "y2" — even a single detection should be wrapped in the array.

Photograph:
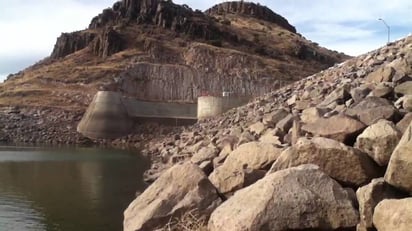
[{"x1": 0, "y1": 147, "x2": 150, "y2": 231}]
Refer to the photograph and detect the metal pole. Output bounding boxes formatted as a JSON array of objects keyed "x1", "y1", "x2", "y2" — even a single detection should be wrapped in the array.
[{"x1": 378, "y1": 18, "x2": 390, "y2": 44}]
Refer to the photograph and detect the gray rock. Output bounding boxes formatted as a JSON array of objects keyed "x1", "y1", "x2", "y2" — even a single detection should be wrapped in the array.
[
  {"x1": 351, "y1": 86, "x2": 372, "y2": 103},
  {"x1": 275, "y1": 113, "x2": 294, "y2": 133},
  {"x1": 346, "y1": 96, "x2": 398, "y2": 125},
  {"x1": 208, "y1": 165, "x2": 359, "y2": 231},
  {"x1": 318, "y1": 86, "x2": 351, "y2": 108}
]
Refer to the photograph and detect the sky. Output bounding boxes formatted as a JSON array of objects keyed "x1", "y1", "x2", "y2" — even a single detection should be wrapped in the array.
[{"x1": 0, "y1": 0, "x2": 411, "y2": 82}]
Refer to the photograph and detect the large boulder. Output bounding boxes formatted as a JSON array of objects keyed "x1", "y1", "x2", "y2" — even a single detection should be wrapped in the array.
[
  {"x1": 208, "y1": 165, "x2": 359, "y2": 231},
  {"x1": 123, "y1": 162, "x2": 221, "y2": 231},
  {"x1": 356, "y1": 178, "x2": 404, "y2": 231},
  {"x1": 345, "y1": 96, "x2": 398, "y2": 126},
  {"x1": 209, "y1": 142, "x2": 282, "y2": 195},
  {"x1": 355, "y1": 120, "x2": 401, "y2": 166},
  {"x1": 384, "y1": 120, "x2": 412, "y2": 194},
  {"x1": 270, "y1": 137, "x2": 381, "y2": 186},
  {"x1": 302, "y1": 114, "x2": 366, "y2": 144},
  {"x1": 365, "y1": 66, "x2": 395, "y2": 83},
  {"x1": 373, "y1": 198, "x2": 412, "y2": 231}
]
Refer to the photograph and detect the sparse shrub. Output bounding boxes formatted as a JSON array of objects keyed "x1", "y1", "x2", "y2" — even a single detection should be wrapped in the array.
[{"x1": 164, "y1": 211, "x2": 208, "y2": 231}]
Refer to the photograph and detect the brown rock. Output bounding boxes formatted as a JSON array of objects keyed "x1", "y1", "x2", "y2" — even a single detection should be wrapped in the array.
[
  {"x1": 373, "y1": 198, "x2": 412, "y2": 231},
  {"x1": 208, "y1": 165, "x2": 359, "y2": 231},
  {"x1": 270, "y1": 137, "x2": 381, "y2": 186},
  {"x1": 191, "y1": 146, "x2": 218, "y2": 165},
  {"x1": 372, "y1": 83, "x2": 394, "y2": 98},
  {"x1": 248, "y1": 121, "x2": 266, "y2": 135},
  {"x1": 209, "y1": 142, "x2": 282, "y2": 194},
  {"x1": 384, "y1": 120, "x2": 412, "y2": 194},
  {"x1": 396, "y1": 113, "x2": 412, "y2": 134},
  {"x1": 356, "y1": 178, "x2": 404, "y2": 231},
  {"x1": 402, "y1": 95, "x2": 412, "y2": 111},
  {"x1": 302, "y1": 114, "x2": 366, "y2": 144},
  {"x1": 355, "y1": 120, "x2": 401, "y2": 166},
  {"x1": 300, "y1": 107, "x2": 330, "y2": 124},
  {"x1": 258, "y1": 129, "x2": 281, "y2": 145},
  {"x1": 123, "y1": 162, "x2": 221, "y2": 231},
  {"x1": 395, "y1": 81, "x2": 412, "y2": 96},
  {"x1": 262, "y1": 108, "x2": 289, "y2": 127},
  {"x1": 366, "y1": 66, "x2": 395, "y2": 83}
]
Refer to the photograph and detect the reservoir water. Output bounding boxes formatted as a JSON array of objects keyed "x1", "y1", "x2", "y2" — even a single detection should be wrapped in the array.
[{"x1": 0, "y1": 146, "x2": 150, "y2": 231}]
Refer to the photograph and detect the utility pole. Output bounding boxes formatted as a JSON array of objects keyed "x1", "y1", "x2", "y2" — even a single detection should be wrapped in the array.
[{"x1": 378, "y1": 18, "x2": 390, "y2": 44}]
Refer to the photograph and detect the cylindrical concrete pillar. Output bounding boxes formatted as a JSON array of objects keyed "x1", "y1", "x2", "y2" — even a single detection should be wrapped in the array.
[
  {"x1": 197, "y1": 96, "x2": 224, "y2": 119},
  {"x1": 77, "y1": 91, "x2": 132, "y2": 139}
]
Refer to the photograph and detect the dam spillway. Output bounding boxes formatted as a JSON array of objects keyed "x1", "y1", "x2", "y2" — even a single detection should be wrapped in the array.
[{"x1": 77, "y1": 91, "x2": 250, "y2": 139}]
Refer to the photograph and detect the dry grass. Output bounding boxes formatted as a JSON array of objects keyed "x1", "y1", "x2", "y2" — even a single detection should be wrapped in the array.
[{"x1": 163, "y1": 211, "x2": 208, "y2": 231}]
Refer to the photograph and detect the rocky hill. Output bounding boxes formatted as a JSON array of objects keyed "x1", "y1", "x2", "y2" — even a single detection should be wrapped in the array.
[
  {"x1": 123, "y1": 35, "x2": 412, "y2": 230},
  {"x1": 0, "y1": 0, "x2": 345, "y2": 110}
]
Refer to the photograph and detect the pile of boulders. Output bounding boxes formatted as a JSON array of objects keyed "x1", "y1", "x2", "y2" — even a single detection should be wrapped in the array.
[
  {"x1": 124, "y1": 35, "x2": 412, "y2": 231},
  {"x1": 0, "y1": 106, "x2": 88, "y2": 145}
]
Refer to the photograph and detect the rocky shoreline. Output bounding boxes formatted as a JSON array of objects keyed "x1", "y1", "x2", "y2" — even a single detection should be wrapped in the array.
[
  {"x1": 1, "y1": 35, "x2": 412, "y2": 231},
  {"x1": 123, "y1": 35, "x2": 412, "y2": 230}
]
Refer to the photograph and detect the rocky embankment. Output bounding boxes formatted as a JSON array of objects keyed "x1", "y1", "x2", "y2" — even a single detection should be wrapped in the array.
[
  {"x1": 0, "y1": 107, "x2": 86, "y2": 145},
  {"x1": 123, "y1": 36, "x2": 412, "y2": 231}
]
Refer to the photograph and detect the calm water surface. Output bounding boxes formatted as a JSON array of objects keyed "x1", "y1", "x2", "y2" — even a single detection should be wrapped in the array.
[{"x1": 0, "y1": 146, "x2": 150, "y2": 231}]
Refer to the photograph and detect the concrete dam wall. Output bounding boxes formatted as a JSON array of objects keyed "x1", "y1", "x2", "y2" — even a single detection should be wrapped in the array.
[{"x1": 77, "y1": 91, "x2": 250, "y2": 139}]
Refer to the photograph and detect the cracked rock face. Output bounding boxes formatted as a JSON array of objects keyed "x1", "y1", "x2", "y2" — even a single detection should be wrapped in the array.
[{"x1": 208, "y1": 165, "x2": 359, "y2": 231}]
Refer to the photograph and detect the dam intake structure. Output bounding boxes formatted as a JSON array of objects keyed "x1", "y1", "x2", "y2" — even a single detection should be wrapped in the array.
[{"x1": 77, "y1": 91, "x2": 250, "y2": 139}]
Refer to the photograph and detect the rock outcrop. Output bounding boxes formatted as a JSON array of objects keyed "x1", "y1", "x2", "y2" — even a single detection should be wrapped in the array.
[
  {"x1": 205, "y1": 1, "x2": 296, "y2": 33},
  {"x1": 92, "y1": 28, "x2": 124, "y2": 58},
  {"x1": 50, "y1": 31, "x2": 96, "y2": 59},
  {"x1": 208, "y1": 165, "x2": 359, "y2": 231},
  {"x1": 123, "y1": 162, "x2": 221, "y2": 231}
]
